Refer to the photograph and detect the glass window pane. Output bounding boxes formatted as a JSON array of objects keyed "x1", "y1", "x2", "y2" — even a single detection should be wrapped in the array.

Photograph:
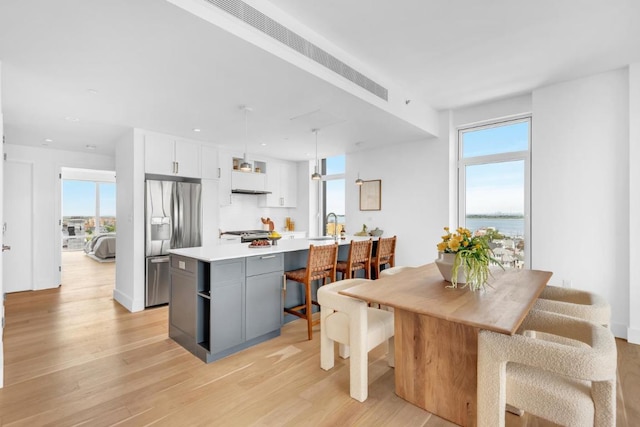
[
  {"x1": 62, "y1": 180, "x2": 95, "y2": 235},
  {"x1": 325, "y1": 155, "x2": 345, "y2": 175},
  {"x1": 462, "y1": 121, "x2": 529, "y2": 158},
  {"x1": 99, "y1": 183, "x2": 116, "y2": 233},
  {"x1": 324, "y1": 178, "x2": 345, "y2": 235},
  {"x1": 464, "y1": 161, "x2": 525, "y2": 268}
]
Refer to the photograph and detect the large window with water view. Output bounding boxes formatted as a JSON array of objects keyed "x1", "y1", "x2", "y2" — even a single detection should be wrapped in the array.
[
  {"x1": 458, "y1": 118, "x2": 530, "y2": 268},
  {"x1": 322, "y1": 155, "x2": 345, "y2": 236}
]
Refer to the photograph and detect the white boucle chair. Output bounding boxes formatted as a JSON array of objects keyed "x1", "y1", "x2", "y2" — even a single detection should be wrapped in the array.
[
  {"x1": 478, "y1": 309, "x2": 617, "y2": 427},
  {"x1": 534, "y1": 285, "x2": 611, "y2": 327},
  {"x1": 318, "y1": 278, "x2": 395, "y2": 402}
]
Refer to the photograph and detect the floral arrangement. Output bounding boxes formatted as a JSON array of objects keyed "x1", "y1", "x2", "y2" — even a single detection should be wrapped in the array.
[{"x1": 437, "y1": 226, "x2": 501, "y2": 291}]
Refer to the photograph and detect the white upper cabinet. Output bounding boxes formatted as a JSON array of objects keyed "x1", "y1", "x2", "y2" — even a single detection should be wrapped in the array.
[
  {"x1": 144, "y1": 132, "x2": 201, "y2": 178},
  {"x1": 261, "y1": 161, "x2": 297, "y2": 208},
  {"x1": 201, "y1": 145, "x2": 220, "y2": 180}
]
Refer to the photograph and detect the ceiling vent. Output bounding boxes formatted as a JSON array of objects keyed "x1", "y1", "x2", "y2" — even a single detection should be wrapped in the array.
[{"x1": 203, "y1": 0, "x2": 388, "y2": 101}]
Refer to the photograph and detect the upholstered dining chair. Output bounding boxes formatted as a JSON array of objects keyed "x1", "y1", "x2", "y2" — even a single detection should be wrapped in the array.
[
  {"x1": 318, "y1": 278, "x2": 395, "y2": 402},
  {"x1": 371, "y1": 236, "x2": 396, "y2": 279},
  {"x1": 534, "y1": 285, "x2": 611, "y2": 327},
  {"x1": 284, "y1": 243, "x2": 338, "y2": 340},
  {"x1": 336, "y1": 239, "x2": 373, "y2": 280},
  {"x1": 477, "y1": 309, "x2": 617, "y2": 427}
]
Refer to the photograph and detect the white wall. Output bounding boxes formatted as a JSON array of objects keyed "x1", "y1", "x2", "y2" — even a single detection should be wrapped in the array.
[
  {"x1": 345, "y1": 111, "x2": 450, "y2": 267},
  {"x1": 4, "y1": 144, "x2": 115, "y2": 290},
  {"x1": 531, "y1": 68, "x2": 630, "y2": 338},
  {"x1": 628, "y1": 63, "x2": 640, "y2": 344},
  {"x1": 114, "y1": 129, "x2": 145, "y2": 312}
]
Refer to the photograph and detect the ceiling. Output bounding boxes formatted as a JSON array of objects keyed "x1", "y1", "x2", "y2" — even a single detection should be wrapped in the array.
[{"x1": 1, "y1": 0, "x2": 639, "y2": 160}]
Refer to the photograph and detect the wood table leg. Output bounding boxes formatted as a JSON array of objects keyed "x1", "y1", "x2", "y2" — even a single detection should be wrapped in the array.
[{"x1": 394, "y1": 309, "x2": 478, "y2": 427}]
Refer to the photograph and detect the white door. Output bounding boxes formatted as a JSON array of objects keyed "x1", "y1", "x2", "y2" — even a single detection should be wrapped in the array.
[
  {"x1": 1, "y1": 110, "x2": 5, "y2": 388},
  {"x1": 3, "y1": 161, "x2": 33, "y2": 293}
]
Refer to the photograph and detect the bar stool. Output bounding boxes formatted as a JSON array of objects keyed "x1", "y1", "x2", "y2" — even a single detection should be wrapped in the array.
[
  {"x1": 284, "y1": 243, "x2": 339, "y2": 340},
  {"x1": 336, "y1": 239, "x2": 373, "y2": 280},
  {"x1": 372, "y1": 236, "x2": 396, "y2": 279}
]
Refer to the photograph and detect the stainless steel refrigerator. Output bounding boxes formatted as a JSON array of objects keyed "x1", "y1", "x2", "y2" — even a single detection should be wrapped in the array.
[{"x1": 145, "y1": 179, "x2": 202, "y2": 307}]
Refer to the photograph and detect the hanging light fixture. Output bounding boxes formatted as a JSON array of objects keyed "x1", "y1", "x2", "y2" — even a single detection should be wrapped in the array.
[
  {"x1": 355, "y1": 172, "x2": 364, "y2": 186},
  {"x1": 239, "y1": 105, "x2": 252, "y2": 172},
  {"x1": 311, "y1": 128, "x2": 322, "y2": 180}
]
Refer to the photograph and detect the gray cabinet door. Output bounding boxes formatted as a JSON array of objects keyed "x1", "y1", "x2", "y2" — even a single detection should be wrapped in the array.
[
  {"x1": 211, "y1": 259, "x2": 244, "y2": 354},
  {"x1": 246, "y1": 271, "x2": 283, "y2": 341},
  {"x1": 170, "y1": 270, "x2": 196, "y2": 338}
]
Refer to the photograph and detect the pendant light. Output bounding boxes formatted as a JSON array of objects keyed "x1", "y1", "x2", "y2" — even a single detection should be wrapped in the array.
[
  {"x1": 239, "y1": 105, "x2": 252, "y2": 172},
  {"x1": 311, "y1": 128, "x2": 322, "y2": 180},
  {"x1": 355, "y1": 172, "x2": 364, "y2": 185}
]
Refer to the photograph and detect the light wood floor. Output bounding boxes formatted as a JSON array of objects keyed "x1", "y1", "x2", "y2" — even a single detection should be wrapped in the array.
[{"x1": 1, "y1": 251, "x2": 637, "y2": 426}]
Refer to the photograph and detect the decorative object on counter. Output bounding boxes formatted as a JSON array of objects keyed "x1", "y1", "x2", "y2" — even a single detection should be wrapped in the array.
[
  {"x1": 239, "y1": 105, "x2": 253, "y2": 172},
  {"x1": 435, "y1": 226, "x2": 501, "y2": 291},
  {"x1": 285, "y1": 217, "x2": 295, "y2": 231},
  {"x1": 260, "y1": 217, "x2": 275, "y2": 231},
  {"x1": 354, "y1": 224, "x2": 368, "y2": 236},
  {"x1": 369, "y1": 227, "x2": 383, "y2": 237},
  {"x1": 359, "y1": 179, "x2": 381, "y2": 211},
  {"x1": 268, "y1": 231, "x2": 282, "y2": 245},
  {"x1": 248, "y1": 239, "x2": 270, "y2": 248},
  {"x1": 311, "y1": 128, "x2": 322, "y2": 180}
]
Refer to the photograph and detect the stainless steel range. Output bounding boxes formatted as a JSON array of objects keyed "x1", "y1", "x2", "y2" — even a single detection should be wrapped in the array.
[{"x1": 221, "y1": 230, "x2": 270, "y2": 243}]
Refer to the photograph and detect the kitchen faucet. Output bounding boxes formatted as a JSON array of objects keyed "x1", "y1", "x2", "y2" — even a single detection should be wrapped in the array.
[{"x1": 326, "y1": 212, "x2": 338, "y2": 241}]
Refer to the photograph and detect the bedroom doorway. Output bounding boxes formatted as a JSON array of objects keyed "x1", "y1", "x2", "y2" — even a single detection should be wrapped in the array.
[{"x1": 60, "y1": 168, "x2": 116, "y2": 280}]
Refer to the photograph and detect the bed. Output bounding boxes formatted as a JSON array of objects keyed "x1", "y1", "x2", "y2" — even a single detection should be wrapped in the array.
[{"x1": 84, "y1": 233, "x2": 116, "y2": 260}]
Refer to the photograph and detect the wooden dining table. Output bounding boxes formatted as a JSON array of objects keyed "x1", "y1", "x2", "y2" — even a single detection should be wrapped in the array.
[{"x1": 340, "y1": 263, "x2": 552, "y2": 427}]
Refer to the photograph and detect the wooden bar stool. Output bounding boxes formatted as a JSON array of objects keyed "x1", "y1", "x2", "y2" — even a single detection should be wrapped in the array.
[
  {"x1": 336, "y1": 239, "x2": 372, "y2": 280},
  {"x1": 372, "y1": 236, "x2": 396, "y2": 279},
  {"x1": 284, "y1": 243, "x2": 338, "y2": 340}
]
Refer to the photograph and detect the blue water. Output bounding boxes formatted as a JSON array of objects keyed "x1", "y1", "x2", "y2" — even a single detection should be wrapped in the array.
[{"x1": 465, "y1": 217, "x2": 524, "y2": 237}]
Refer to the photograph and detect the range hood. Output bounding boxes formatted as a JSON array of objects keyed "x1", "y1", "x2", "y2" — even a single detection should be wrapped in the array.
[{"x1": 231, "y1": 188, "x2": 272, "y2": 195}]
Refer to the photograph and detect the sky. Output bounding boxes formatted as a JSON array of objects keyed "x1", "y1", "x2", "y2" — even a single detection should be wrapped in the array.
[
  {"x1": 324, "y1": 155, "x2": 345, "y2": 216},
  {"x1": 63, "y1": 181, "x2": 116, "y2": 217},
  {"x1": 462, "y1": 121, "x2": 528, "y2": 215}
]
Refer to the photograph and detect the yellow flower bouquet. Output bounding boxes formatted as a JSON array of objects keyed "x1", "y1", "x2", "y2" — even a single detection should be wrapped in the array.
[{"x1": 436, "y1": 226, "x2": 501, "y2": 291}]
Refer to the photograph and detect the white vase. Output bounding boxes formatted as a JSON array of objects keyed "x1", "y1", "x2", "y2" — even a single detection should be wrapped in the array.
[{"x1": 435, "y1": 252, "x2": 466, "y2": 285}]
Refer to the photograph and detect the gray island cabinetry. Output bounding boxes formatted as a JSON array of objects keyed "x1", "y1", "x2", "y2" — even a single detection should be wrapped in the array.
[
  {"x1": 168, "y1": 237, "x2": 372, "y2": 362},
  {"x1": 169, "y1": 253, "x2": 283, "y2": 363}
]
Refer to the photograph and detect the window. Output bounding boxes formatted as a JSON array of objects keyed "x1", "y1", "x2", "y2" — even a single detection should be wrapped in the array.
[
  {"x1": 62, "y1": 180, "x2": 116, "y2": 250},
  {"x1": 322, "y1": 155, "x2": 345, "y2": 236},
  {"x1": 458, "y1": 118, "x2": 530, "y2": 268}
]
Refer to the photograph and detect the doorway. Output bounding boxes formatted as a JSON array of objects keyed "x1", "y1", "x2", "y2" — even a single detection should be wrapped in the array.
[{"x1": 60, "y1": 168, "x2": 116, "y2": 282}]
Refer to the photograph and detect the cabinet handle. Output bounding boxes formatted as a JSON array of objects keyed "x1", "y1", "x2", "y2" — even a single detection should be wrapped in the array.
[
  {"x1": 176, "y1": 161, "x2": 179, "y2": 174},
  {"x1": 217, "y1": 167, "x2": 221, "y2": 179},
  {"x1": 172, "y1": 161, "x2": 176, "y2": 174},
  {"x1": 280, "y1": 197, "x2": 284, "y2": 206},
  {"x1": 260, "y1": 255, "x2": 276, "y2": 260}
]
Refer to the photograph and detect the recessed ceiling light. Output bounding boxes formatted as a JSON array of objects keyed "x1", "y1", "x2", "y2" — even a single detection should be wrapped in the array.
[
  {"x1": 65, "y1": 116, "x2": 80, "y2": 122},
  {"x1": 260, "y1": 142, "x2": 267, "y2": 146},
  {"x1": 44, "y1": 138, "x2": 53, "y2": 143},
  {"x1": 193, "y1": 128, "x2": 201, "y2": 132},
  {"x1": 87, "y1": 89, "x2": 99, "y2": 95},
  {"x1": 85, "y1": 144, "x2": 96, "y2": 150}
]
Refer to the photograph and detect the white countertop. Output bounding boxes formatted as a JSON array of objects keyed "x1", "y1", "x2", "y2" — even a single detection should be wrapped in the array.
[{"x1": 170, "y1": 235, "x2": 376, "y2": 262}]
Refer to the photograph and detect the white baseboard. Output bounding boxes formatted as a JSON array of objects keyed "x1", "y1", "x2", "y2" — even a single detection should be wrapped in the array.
[
  {"x1": 113, "y1": 289, "x2": 145, "y2": 313},
  {"x1": 627, "y1": 327, "x2": 640, "y2": 345},
  {"x1": 611, "y1": 322, "x2": 628, "y2": 340}
]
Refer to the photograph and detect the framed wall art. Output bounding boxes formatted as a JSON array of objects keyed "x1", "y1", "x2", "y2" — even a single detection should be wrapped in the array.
[{"x1": 359, "y1": 179, "x2": 381, "y2": 211}]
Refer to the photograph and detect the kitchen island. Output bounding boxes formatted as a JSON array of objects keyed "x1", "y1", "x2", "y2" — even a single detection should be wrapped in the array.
[{"x1": 168, "y1": 236, "x2": 374, "y2": 363}]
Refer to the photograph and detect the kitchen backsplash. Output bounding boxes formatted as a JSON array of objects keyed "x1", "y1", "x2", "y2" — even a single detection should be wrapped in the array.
[{"x1": 220, "y1": 193, "x2": 298, "y2": 232}]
